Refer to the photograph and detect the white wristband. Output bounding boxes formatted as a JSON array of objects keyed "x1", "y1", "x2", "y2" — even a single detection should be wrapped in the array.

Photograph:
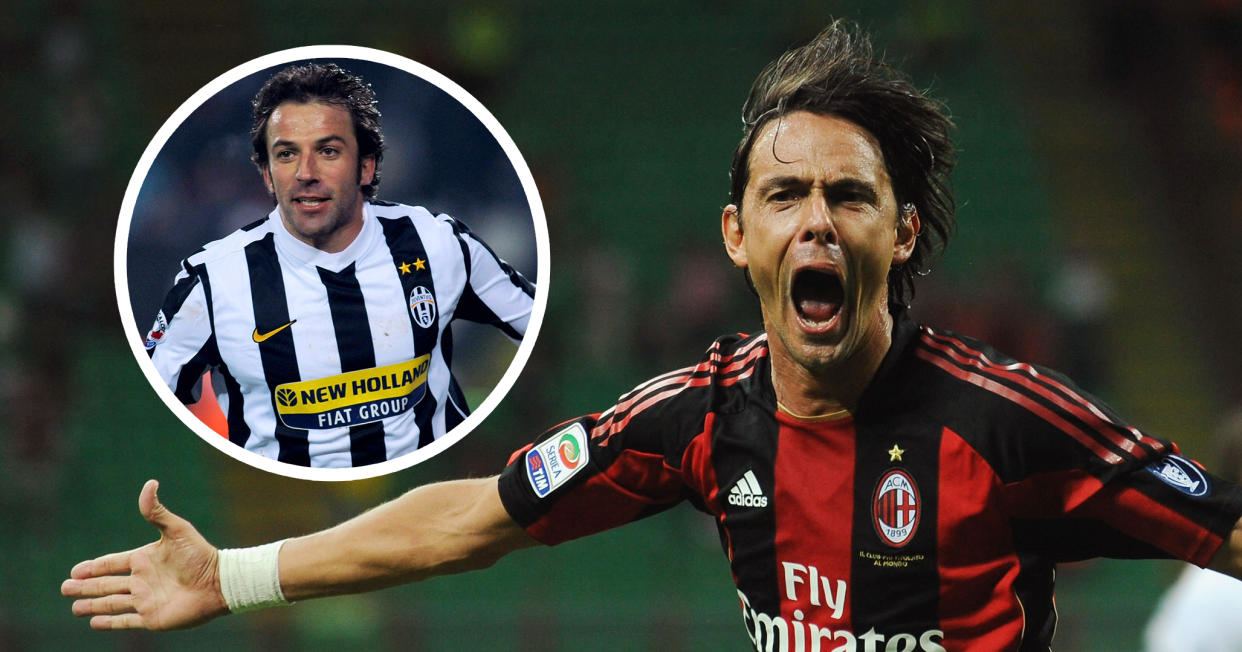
[{"x1": 218, "y1": 540, "x2": 291, "y2": 613}]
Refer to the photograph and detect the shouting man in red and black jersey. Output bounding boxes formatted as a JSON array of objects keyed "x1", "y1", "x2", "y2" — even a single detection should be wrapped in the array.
[{"x1": 63, "y1": 21, "x2": 1242, "y2": 651}]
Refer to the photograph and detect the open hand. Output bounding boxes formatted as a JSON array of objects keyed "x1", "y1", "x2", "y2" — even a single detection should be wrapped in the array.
[{"x1": 61, "y1": 479, "x2": 229, "y2": 630}]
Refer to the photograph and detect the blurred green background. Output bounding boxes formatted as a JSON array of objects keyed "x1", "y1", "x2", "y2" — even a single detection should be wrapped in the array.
[{"x1": 3, "y1": 1, "x2": 1242, "y2": 650}]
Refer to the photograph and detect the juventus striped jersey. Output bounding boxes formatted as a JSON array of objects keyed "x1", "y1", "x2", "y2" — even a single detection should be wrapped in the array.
[
  {"x1": 145, "y1": 201, "x2": 534, "y2": 468},
  {"x1": 498, "y1": 308, "x2": 1242, "y2": 651}
]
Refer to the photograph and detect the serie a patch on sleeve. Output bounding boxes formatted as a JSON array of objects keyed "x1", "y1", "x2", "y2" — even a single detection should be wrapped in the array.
[
  {"x1": 526, "y1": 421, "x2": 590, "y2": 498},
  {"x1": 145, "y1": 310, "x2": 169, "y2": 350}
]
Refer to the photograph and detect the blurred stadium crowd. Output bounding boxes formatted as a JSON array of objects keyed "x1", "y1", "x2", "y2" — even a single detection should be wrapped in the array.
[{"x1": 1, "y1": 1, "x2": 1240, "y2": 650}]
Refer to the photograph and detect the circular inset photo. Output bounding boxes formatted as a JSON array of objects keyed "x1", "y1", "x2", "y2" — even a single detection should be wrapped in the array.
[{"x1": 117, "y1": 46, "x2": 548, "y2": 480}]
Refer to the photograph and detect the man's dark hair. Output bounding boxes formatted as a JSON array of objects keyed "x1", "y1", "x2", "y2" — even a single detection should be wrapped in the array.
[
  {"x1": 729, "y1": 21, "x2": 956, "y2": 304},
  {"x1": 250, "y1": 62, "x2": 385, "y2": 199}
]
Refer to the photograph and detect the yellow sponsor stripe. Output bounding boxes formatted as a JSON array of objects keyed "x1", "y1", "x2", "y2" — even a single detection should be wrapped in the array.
[{"x1": 275, "y1": 355, "x2": 430, "y2": 415}]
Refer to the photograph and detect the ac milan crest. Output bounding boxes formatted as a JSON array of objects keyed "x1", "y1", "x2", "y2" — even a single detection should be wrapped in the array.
[{"x1": 872, "y1": 469, "x2": 920, "y2": 548}]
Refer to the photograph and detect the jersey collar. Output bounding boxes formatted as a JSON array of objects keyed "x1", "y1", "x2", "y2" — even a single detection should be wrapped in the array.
[
  {"x1": 853, "y1": 303, "x2": 921, "y2": 416},
  {"x1": 269, "y1": 202, "x2": 380, "y2": 273}
]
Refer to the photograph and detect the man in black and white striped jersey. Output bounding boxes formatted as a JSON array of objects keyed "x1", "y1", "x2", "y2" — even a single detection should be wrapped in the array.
[{"x1": 144, "y1": 62, "x2": 534, "y2": 468}]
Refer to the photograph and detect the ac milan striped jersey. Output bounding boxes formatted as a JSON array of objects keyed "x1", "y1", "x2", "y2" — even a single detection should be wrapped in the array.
[
  {"x1": 145, "y1": 201, "x2": 533, "y2": 468},
  {"x1": 498, "y1": 308, "x2": 1242, "y2": 651}
]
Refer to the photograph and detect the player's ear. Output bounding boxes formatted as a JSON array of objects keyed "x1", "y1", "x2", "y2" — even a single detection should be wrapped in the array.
[
  {"x1": 893, "y1": 203, "x2": 919, "y2": 265},
  {"x1": 722, "y1": 204, "x2": 748, "y2": 268},
  {"x1": 261, "y1": 165, "x2": 274, "y2": 196},
  {"x1": 360, "y1": 155, "x2": 376, "y2": 188}
]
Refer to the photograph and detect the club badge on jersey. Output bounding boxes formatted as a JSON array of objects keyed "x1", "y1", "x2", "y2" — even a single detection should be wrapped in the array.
[
  {"x1": 409, "y1": 286, "x2": 436, "y2": 329},
  {"x1": 872, "y1": 469, "x2": 921, "y2": 548}
]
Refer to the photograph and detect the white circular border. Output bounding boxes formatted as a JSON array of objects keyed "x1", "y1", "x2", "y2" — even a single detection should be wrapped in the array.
[{"x1": 114, "y1": 45, "x2": 550, "y2": 481}]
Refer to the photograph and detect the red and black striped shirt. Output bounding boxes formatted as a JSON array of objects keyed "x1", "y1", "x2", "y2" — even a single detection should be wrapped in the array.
[{"x1": 498, "y1": 309, "x2": 1242, "y2": 651}]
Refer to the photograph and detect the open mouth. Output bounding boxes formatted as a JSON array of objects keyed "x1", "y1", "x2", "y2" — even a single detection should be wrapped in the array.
[{"x1": 791, "y1": 268, "x2": 844, "y2": 325}]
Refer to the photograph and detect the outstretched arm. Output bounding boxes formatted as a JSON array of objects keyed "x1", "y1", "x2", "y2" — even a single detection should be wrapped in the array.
[
  {"x1": 279, "y1": 475, "x2": 535, "y2": 600},
  {"x1": 62, "y1": 476, "x2": 535, "y2": 630},
  {"x1": 61, "y1": 479, "x2": 226, "y2": 630}
]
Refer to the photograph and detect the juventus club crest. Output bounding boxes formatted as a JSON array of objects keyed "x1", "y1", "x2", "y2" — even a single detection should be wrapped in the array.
[
  {"x1": 408, "y1": 285, "x2": 436, "y2": 329},
  {"x1": 872, "y1": 469, "x2": 921, "y2": 548}
]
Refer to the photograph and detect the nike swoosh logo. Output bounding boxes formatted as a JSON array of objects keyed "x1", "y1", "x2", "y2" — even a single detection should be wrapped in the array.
[{"x1": 252, "y1": 319, "x2": 297, "y2": 343}]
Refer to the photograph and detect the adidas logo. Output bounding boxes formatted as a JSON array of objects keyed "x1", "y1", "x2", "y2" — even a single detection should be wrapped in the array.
[{"x1": 728, "y1": 470, "x2": 769, "y2": 508}]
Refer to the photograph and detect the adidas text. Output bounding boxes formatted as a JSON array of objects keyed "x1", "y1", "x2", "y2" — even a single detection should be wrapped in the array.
[
  {"x1": 729, "y1": 470, "x2": 769, "y2": 508},
  {"x1": 729, "y1": 494, "x2": 769, "y2": 507}
]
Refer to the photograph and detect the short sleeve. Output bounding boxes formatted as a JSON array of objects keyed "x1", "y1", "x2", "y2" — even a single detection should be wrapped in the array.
[
  {"x1": 1072, "y1": 452, "x2": 1242, "y2": 565},
  {"x1": 916, "y1": 326, "x2": 1242, "y2": 566},
  {"x1": 995, "y1": 403, "x2": 1242, "y2": 566},
  {"x1": 497, "y1": 367, "x2": 718, "y2": 545}
]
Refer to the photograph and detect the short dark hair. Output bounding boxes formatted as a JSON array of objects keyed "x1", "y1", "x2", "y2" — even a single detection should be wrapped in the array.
[
  {"x1": 250, "y1": 62, "x2": 385, "y2": 199},
  {"x1": 729, "y1": 21, "x2": 956, "y2": 304}
]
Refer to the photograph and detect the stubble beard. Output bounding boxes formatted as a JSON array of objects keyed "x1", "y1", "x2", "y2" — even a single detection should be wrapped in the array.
[
  {"x1": 287, "y1": 192, "x2": 359, "y2": 249},
  {"x1": 278, "y1": 164, "x2": 365, "y2": 250}
]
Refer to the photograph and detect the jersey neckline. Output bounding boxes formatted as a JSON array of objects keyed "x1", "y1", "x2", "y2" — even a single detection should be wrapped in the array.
[{"x1": 269, "y1": 201, "x2": 380, "y2": 272}]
